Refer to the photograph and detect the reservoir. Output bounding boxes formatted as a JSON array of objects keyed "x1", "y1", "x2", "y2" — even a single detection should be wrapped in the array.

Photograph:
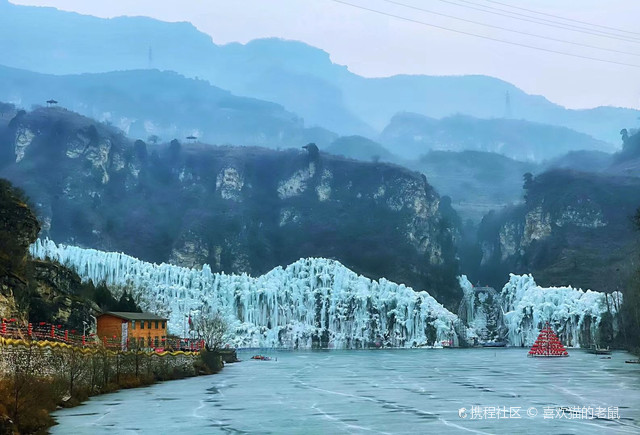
[{"x1": 52, "y1": 349, "x2": 640, "y2": 434}]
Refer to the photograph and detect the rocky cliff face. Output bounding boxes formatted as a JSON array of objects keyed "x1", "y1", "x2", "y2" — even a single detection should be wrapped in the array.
[
  {"x1": 0, "y1": 179, "x2": 39, "y2": 320},
  {"x1": 475, "y1": 170, "x2": 640, "y2": 291},
  {"x1": 0, "y1": 107, "x2": 462, "y2": 306},
  {"x1": 0, "y1": 178, "x2": 99, "y2": 329}
]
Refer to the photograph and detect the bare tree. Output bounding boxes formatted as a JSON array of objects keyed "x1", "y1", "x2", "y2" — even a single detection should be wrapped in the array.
[
  {"x1": 2, "y1": 342, "x2": 45, "y2": 426},
  {"x1": 193, "y1": 311, "x2": 228, "y2": 351},
  {"x1": 57, "y1": 347, "x2": 89, "y2": 398}
]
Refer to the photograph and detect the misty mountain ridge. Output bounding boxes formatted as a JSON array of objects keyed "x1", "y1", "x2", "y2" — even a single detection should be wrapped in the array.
[
  {"x1": 531, "y1": 130, "x2": 640, "y2": 177},
  {"x1": 380, "y1": 112, "x2": 613, "y2": 161},
  {"x1": 0, "y1": 65, "x2": 337, "y2": 149},
  {"x1": 3, "y1": 63, "x2": 619, "y2": 165},
  {"x1": 325, "y1": 135, "x2": 397, "y2": 163},
  {"x1": 1, "y1": 0, "x2": 638, "y2": 145},
  {"x1": 607, "y1": 129, "x2": 640, "y2": 177}
]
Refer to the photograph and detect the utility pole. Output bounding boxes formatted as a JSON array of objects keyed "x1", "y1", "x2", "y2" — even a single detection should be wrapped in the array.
[{"x1": 504, "y1": 91, "x2": 512, "y2": 119}]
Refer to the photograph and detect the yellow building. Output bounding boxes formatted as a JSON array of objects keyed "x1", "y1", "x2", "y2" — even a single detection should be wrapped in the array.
[{"x1": 97, "y1": 311, "x2": 168, "y2": 349}]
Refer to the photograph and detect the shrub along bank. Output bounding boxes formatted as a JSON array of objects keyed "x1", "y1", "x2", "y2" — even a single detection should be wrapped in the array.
[{"x1": 0, "y1": 338, "x2": 223, "y2": 434}]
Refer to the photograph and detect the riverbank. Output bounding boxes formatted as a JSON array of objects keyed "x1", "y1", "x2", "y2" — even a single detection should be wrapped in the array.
[{"x1": 0, "y1": 338, "x2": 223, "y2": 433}]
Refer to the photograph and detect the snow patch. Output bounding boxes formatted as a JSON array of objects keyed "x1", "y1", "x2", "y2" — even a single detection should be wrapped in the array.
[
  {"x1": 216, "y1": 167, "x2": 244, "y2": 201},
  {"x1": 277, "y1": 163, "x2": 315, "y2": 199},
  {"x1": 316, "y1": 170, "x2": 332, "y2": 202},
  {"x1": 15, "y1": 128, "x2": 35, "y2": 162}
]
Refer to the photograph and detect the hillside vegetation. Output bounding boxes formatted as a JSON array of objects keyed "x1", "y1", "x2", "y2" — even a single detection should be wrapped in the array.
[
  {"x1": 0, "y1": 106, "x2": 463, "y2": 306},
  {"x1": 472, "y1": 170, "x2": 640, "y2": 292}
]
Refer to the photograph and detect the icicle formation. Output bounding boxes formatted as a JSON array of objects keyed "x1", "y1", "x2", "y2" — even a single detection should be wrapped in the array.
[
  {"x1": 501, "y1": 274, "x2": 621, "y2": 347},
  {"x1": 457, "y1": 276, "x2": 502, "y2": 342},
  {"x1": 30, "y1": 238, "x2": 466, "y2": 349}
]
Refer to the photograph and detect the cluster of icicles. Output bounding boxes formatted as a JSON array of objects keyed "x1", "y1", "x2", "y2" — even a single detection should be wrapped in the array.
[
  {"x1": 30, "y1": 238, "x2": 466, "y2": 349},
  {"x1": 459, "y1": 274, "x2": 621, "y2": 347},
  {"x1": 31, "y1": 239, "x2": 618, "y2": 348}
]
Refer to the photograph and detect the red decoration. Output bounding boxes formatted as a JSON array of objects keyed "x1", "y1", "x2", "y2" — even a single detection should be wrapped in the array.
[{"x1": 528, "y1": 323, "x2": 569, "y2": 357}]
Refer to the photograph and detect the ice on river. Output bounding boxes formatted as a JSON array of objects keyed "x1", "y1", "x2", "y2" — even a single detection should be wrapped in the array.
[{"x1": 51, "y1": 349, "x2": 640, "y2": 434}]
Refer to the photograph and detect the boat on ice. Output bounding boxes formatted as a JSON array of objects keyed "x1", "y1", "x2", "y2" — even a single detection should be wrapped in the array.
[
  {"x1": 251, "y1": 355, "x2": 275, "y2": 361},
  {"x1": 481, "y1": 341, "x2": 507, "y2": 348},
  {"x1": 586, "y1": 345, "x2": 611, "y2": 355}
]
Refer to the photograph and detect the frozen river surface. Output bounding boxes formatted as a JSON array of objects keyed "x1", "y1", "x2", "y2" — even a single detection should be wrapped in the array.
[{"x1": 52, "y1": 349, "x2": 640, "y2": 434}]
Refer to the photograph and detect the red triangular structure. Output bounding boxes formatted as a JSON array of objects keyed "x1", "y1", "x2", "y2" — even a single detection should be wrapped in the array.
[{"x1": 528, "y1": 322, "x2": 569, "y2": 357}]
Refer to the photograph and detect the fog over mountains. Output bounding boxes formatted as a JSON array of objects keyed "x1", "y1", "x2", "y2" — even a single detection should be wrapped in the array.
[
  {"x1": 1, "y1": 0, "x2": 638, "y2": 149},
  {"x1": 2, "y1": 0, "x2": 640, "y2": 294},
  {"x1": 0, "y1": 65, "x2": 336, "y2": 149}
]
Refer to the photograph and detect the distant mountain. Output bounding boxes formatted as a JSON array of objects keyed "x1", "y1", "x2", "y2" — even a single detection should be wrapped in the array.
[
  {"x1": 0, "y1": 1, "x2": 371, "y2": 137},
  {"x1": 0, "y1": 106, "x2": 462, "y2": 306},
  {"x1": 340, "y1": 73, "x2": 638, "y2": 145},
  {"x1": 544, "y1": 150, "x2": 614, "y2": 173},
  {"x1": 324, "y1": 135, "x2": 396, "y2": 163},
  {"x1": 1, "y1": 0, "x2": 637, "y2": 144},
  {"x1": 540, "y1": 130, "x2": 640, "y2": 177},
  {"x1": 0, "y1": 65, "x2": 337, "y2": 148},
  {"x1": 607, "y1": 129, "x2": 640, "y2": 177},
  {"x1": 380, "y1": 112, "x2": 613, "y2": 161},
  {"x1": 409, "y1": 150, "x2": 538, "y2": 223}
]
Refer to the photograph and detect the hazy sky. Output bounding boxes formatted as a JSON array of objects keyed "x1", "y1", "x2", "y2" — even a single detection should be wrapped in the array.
[{"x1": 11, "y1": 0, "x2": 640, "y2": 110}]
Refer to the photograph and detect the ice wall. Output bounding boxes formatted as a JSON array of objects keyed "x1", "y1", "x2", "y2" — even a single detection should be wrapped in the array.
[
  {"x1": 30, "y1": 238, "x2": 466, "y2": 349},
  {"x1": 457, "y1": 276, "x2": 503, "y2": 342},
  {"x1": 500, "y1": 274, "x2": 621, "y2": 347}
]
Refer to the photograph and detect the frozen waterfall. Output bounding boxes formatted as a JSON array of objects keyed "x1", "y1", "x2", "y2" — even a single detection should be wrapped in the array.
[
  {"x1": 500, "y1": 274, "x2": 622, "y2": 347},
  {"x1": 30, "y1": 238, "x2": 467, "y2": 349},
  {"x1": 457, "y1": 276, "x2": 504, "y2": 342}
]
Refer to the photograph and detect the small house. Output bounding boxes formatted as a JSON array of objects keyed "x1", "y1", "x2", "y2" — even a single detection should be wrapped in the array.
[{"x1": 97, "y1": 311, "x2": 168, "y2": 350}]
